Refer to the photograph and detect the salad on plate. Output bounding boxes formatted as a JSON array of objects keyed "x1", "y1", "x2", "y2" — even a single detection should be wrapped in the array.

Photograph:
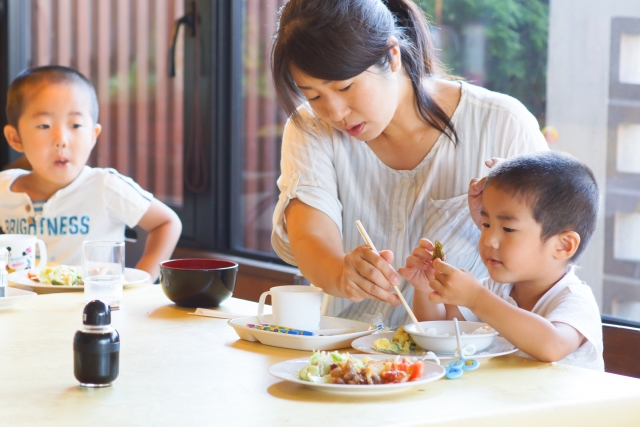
[
  {"x1": 28, "y1": 265, "x2": 83, "y2": 286},
  {"x1": 298, "y1": 350, "x2": 425, "y2": 385}
]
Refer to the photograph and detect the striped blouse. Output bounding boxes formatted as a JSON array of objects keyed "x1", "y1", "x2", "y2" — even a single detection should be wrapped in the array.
[{"x1": 272, "y1": 81, "x2": 549, "y2": 328}]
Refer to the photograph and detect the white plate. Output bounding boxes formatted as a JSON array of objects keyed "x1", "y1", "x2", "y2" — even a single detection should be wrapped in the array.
[
  {"x1": 228, "y1": 315, "x2": 376, "y2": 351},
  {"x1": 269, "y1": 354, "x2": 445, "y2": 395},
  {"x1": 351, "y1": 332, "x2": 518, "y2": 363},
  {"x1": 0, "y1": 287, "x2": 37, "y2": 310},
  {"x1": 8, "y1": 267, "x2": 151, "y2": 294}
]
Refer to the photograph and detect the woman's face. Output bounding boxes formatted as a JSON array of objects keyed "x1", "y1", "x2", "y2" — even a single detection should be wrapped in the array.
[{"x1": 290, "y1": 60, "x2": 401, "y2": 141}]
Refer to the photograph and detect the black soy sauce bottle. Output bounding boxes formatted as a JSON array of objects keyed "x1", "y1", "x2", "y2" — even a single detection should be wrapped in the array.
[{"x1": 73, "y1": 300, "x2": 120, "y2": 387}]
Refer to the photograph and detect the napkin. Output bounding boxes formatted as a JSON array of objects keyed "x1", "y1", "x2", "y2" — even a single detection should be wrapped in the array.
[{"x1": 189, "y1": 308, "x2": 246, "y2": 319}]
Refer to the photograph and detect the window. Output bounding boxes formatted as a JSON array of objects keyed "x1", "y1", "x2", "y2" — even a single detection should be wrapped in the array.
[
  {"x1": 11, "y1": 0, "x2": 185, "y2": 207},
  {"x1": 3, "y1": 0, "x2": 640, "y2": 325}
]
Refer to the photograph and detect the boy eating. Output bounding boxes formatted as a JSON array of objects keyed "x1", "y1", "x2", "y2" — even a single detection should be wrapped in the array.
[
  {"x1": 2, "y1": 65, "x2": 182, "y2": 281},
  {"x1": 399, "y1": 151, "x2": 603, "y2": 370}
]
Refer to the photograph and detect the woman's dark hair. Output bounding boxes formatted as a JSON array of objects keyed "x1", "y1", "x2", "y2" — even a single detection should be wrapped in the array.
[
  {"x1": 271, "y1": 0, "x2": 458, "y2": 143},
  {"x1": 486, "y1": 151, "x2": 600, "y2": 262}
]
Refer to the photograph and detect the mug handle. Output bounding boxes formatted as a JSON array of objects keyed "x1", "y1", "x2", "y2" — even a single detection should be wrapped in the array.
[
  {"x1": 35, "y1": 239, "x2": 47, "y2": 267},
  {"x1": 257, "y1": 291, "x2": 272, "y2": 324}
]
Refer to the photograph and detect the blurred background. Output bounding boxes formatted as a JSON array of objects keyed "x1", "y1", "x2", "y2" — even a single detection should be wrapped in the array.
[{"x1": 1, "y1": 0, "x2": 640, "y2": 322}]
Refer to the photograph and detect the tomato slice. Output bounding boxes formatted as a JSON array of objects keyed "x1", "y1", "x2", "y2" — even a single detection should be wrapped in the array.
[{"x1": 408, "y1": 361, "x2": 424, "y2": 381}]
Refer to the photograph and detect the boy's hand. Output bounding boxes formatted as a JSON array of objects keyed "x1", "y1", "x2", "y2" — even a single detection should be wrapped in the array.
[
  {"x1": 398, "y1": 238, "x2": 437, "y2": 294},
  {"x1": 427, "y1": 259, "x2": 485, "y2": 309}
]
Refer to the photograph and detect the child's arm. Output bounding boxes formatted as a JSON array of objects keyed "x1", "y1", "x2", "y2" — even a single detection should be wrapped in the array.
[
  {"x1": 398, "y1": 238, "x2": 446, "y2": 321},
  {"x1": 135, "y1": 199, "x2": 182, "y2": 281},
  {"x1": 429, "y1": 259, "x2": 585, "y2": 363}
]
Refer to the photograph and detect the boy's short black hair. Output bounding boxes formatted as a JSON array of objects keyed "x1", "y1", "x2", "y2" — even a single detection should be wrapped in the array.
[
  {"x1": 485, "y1": 151, "x2": 599, "y2": 261},
  {"x1": 6, "y1": 65, "x2": 99, "y2": 127}
]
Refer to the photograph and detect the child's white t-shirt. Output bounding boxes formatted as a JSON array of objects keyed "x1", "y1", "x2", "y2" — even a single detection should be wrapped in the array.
[
  {"x1": 0, "y1": 166, "x2": 152, "y2": 266},
  {"x1": 459, "y1": 267, "x2": 604, "y2": 371}
]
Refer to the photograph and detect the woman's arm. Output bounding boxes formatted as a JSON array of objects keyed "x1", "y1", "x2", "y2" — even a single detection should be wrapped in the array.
[
  {"x1": 285, "y1": 199, "x2": 400, "y2": 306},
  {"x1": 135, "y1": 199, "x2": 182, "y2": 281}
]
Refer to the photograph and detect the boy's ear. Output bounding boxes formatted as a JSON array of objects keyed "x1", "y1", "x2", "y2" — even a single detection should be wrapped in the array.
[
  {"x1": 3, "y1": 125, "x2": 25, "y2": 153},
  {"x1": 91, "y1": 123, "x2": 102, "y2": 148},
  {"x1": 553, "y1": 231, "x2": 581, "y2": 261}
]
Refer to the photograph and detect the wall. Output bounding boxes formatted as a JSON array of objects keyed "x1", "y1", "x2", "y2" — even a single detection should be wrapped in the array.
[{"x1": 546, "y1": 0, "x2": 640, "y2": 307}]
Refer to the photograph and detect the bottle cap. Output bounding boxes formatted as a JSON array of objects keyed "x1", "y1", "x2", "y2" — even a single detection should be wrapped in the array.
[{"x1": 82, "y1": 300, "x2": 111, "y2": 326}]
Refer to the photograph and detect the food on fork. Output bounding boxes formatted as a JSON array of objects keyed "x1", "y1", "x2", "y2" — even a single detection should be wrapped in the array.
[
  {"x1": 373, "y1": 326, "x2": 423, "y2": 354},
  {"x1": 28, "y1": 265, "x2": 83, "y2": 286},
  {"x1": 432, "y1": 240, "x2": 445, "y2": 261},
  {"x1": 298, "y1": 350, "x2": 424, "y2": 385}
]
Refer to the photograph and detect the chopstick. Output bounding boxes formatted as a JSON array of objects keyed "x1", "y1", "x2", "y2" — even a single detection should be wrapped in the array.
[{"x1": 354, "y1": 220, "x2": 425, "y2": 334}]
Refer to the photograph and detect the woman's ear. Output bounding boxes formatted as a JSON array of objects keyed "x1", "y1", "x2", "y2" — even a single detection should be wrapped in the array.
[
  {"x1": 4, "y1": 125, "x2": 25, "y2": 153},
  {"x1": 387, "y1": 36, "x2": 401, "y2": 72},
  {"x1": 553, "y1": 231, "x2": 581, "y2": 261}
]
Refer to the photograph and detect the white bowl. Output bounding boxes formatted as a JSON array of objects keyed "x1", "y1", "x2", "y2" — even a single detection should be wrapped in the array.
[{"x1": 404, "y1": 321, "x2": 497, "y2": 354}]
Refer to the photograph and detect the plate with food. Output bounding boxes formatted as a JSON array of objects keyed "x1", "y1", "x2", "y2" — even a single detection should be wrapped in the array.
[
  {"x1": 351, "y1": 327, "x2": 518, "y2": 363},
  {"x1": 8, "y1": 265, "x2": 150, "y2": 294},
  {"x1": 0, "y1": 287, "x2": 37, "y2": 310},
  {"x1": 269, "y1": 350, "x2": 445, "y2": 395}
]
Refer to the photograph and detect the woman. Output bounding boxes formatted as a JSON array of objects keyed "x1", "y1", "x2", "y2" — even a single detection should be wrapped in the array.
[{"x1": 270, "y1": 0, "x2": 547, "y2": 327}]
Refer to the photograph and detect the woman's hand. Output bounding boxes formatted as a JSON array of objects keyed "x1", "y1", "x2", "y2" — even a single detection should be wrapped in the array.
[
  {"x1": 340, "y1": 246, "x2": 401, "y2": 306},
  {"x1": 427, "y1": 259, "x2": 485, "y2": 309},
  {"x1": 398, "y1": 238, "x2": 437, "y2": 294},
  {"x1": 468, "y1": 157, "x2": 504, "y2": 229}
]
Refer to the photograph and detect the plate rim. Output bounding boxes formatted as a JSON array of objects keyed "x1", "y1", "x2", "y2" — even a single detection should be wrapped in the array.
[
  {"x1": 8, "y1": 266, "x2": 150, "y2": 289},
  {"x1": 351, "y1": 332, "x2": 518, "y2": 360},
  {"x1": 228, "y1": 314, "x2": 376, "y2": 341},
  {"x1": 268, "y1": 353, "x2": 445, "y2": 392}
]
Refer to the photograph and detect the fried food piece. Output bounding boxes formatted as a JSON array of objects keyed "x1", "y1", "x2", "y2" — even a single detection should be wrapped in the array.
[{"x1": 432, "y1": 240, "x2": 445, "y2": 261}]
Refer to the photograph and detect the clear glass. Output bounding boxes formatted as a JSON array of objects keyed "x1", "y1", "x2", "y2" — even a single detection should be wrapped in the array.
[
  {"x1": 82, "y1": 241, "x2": 125, "y2": 308},
  {"x1": 0, "y1": 247, "x2": 7, "y2": 297}
]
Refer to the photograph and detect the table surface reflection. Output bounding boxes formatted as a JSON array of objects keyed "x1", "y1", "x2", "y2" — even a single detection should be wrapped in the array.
[{"x1": 1, "y1": 285, "x2": 640, "y2": 427}]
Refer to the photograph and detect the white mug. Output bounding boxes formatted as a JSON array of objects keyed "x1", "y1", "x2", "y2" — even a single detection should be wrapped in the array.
[
  {"x1": 257, "y1": 285, "x2": 323, "y2": 331},
  {"x1": 0, "y1": 234, "x2": 48, "y2": 271}
]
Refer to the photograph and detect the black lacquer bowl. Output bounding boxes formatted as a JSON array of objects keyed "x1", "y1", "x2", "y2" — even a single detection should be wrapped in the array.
[{"x1": 159, "y1": 259, "x2": 238, "y2": 308}]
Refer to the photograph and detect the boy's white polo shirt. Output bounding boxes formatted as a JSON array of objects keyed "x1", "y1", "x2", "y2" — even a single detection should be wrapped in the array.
[
  {"x1": 460, "y1": 267, "x2": 604, "y2": 371},
  {"x1": 0, "y1": 166, "x2": 152, "y2": 266}
]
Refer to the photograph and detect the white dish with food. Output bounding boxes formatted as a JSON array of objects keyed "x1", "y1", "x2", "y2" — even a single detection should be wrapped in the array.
[
  {"x1": 269, "y1": 353, "x2": 445, "y2": 395},
  {"x1": 352, "y1": 331, "x2": 517, "y2": 362},
  {"x1": 404, "y1": 321, "x2": 498, "y2": 354},
  {"x1": 0, "y1": 287, "x2": 37, "y2": 310},
  {"x1": 8, "y1": 266, "x2": 150, "y2": 293},
  {"x1": 228, "y1": 315, "x2": 376, "y2": 351}
]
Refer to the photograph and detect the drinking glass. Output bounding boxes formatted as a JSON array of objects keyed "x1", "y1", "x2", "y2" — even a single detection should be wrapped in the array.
[{"x1": 83, "y1": 241, "x2": 125, "y2": 308}]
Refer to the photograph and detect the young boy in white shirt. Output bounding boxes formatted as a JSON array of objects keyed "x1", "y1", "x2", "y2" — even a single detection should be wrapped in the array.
[
  {"x1": 399, "y1": 151, "x2": 604, "y2": 370},
  {"x1": 2, "y1": 65, "x2": 182, "y2": 281}
]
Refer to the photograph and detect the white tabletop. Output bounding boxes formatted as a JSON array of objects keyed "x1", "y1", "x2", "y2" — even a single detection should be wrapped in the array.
[{"x1": 1, "y1": 285, "x2": 640, "y2": 427}]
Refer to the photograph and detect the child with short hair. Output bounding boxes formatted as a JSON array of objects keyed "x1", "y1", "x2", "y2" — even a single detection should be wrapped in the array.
[
  {"x1": 2, "y1": 65, "x2": 182, "y2": 281},
  {"x1": 399, "y1": 151, "x2": 603, "y2": 370}
]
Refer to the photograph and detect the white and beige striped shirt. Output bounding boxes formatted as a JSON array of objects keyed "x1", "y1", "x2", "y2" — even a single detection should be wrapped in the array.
[{"x1": 272, "y1": 82, "x2": 549, "y2": 328}]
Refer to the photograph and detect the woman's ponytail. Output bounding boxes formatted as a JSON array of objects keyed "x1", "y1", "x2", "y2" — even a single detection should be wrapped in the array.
[{"x1": 383, "y1": 0, "x2": 459, "y2": 144}]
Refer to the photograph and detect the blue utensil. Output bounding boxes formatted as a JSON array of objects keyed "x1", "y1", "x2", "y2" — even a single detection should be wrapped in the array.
[{"x1": 444, "y1": 317, "x2": 480, "y2": 379}]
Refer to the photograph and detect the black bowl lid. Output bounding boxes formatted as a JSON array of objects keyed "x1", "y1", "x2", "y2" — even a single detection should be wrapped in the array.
[{"x1": 83, "y1": 300, "x2": 111, "y2": 326}]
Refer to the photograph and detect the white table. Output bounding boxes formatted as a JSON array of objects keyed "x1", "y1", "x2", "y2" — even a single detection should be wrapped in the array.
[{"x1": 2, "y1": 285, "x2": 640, "y2": 426}]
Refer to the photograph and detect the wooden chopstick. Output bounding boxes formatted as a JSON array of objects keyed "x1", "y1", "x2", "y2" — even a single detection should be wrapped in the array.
[{"x1": 355, "y1": 220, "x2": 426, "y2": 334}]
